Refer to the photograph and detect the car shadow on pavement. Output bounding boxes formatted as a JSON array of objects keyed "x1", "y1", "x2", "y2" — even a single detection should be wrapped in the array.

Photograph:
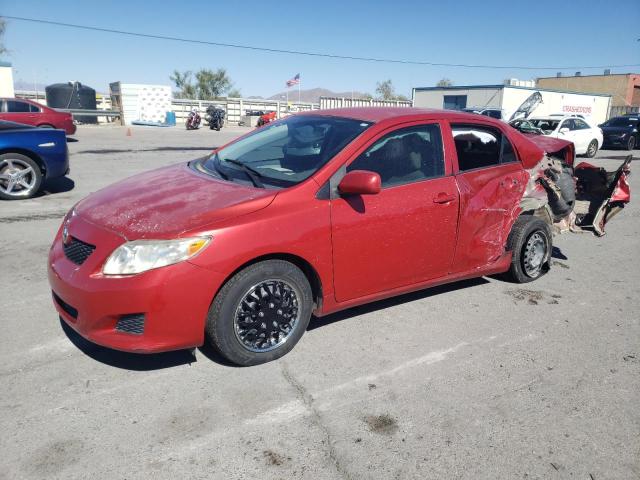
[
  {"x1": 59, "y1": 317, "x2": 196, "y2": 371},
  {"x1": 40, "y1": 176, "x2": 75, "y2": 196},
  {"x1": 307, "y1": 277, "x2": 489, "y2": 331},
  {"x1": 551, "y1": 246, "x2": 568, "y2": 260}
]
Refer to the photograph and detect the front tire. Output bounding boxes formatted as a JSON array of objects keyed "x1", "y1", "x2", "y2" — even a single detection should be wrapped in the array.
[
  {"x1": 0, "y1": 153, "x2": 42, "y2": 200},
  {"x1": 586, "y1": 139, "x2": 598, "y2": 158},
  {"x1": 503, "y1": 216, "x2": 552, "y2": 283},
  {"x1": 626, "y1": 136, "x2": 636, "y2": 151},
  {"x1": 205, "y1": 260, "x2": 313, "y2": 366}
]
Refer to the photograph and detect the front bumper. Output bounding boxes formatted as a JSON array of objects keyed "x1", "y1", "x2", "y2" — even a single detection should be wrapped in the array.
[
  {"x1": 602, "y1": 135, "x2": 628, "y2": 147},
  {"x1": 47, "y1": 215, "x2": 225, "y2": 353}
]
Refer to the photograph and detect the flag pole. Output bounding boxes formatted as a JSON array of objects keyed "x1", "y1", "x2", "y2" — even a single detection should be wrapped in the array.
[{"x1": 298, "y1": 76, "x2": 301, "y2": 104}]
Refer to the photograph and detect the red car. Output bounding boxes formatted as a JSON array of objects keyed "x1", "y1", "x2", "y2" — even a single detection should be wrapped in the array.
[
  {"x1": 48, "y1": 108, "x2": 631, "y2": 366},
  {"x1": 0, "y1": 97, "x2": 76, "y2": 135}
]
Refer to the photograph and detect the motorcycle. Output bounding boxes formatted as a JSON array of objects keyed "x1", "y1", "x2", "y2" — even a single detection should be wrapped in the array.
[
  {"x1": 205, "y1": 106, "x2": 225, "y2": 131},
  {"x1": 257, "y1": 111, "x2": 277, "y2": 128},
  {"x1": 186, "y1": 109, "x2": 201, "y2": 130}
]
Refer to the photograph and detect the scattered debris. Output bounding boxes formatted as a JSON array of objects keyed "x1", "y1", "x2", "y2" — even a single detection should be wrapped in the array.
[
  {"x1": 622, "y1": 354, "x2": 637, "y2": 362},
  {"x1": 505, "y1": 289, "x2": 544, "y2": 305},
  {"x1": 262, "y1": 450, "x2": 289, "y2": 466},
  {"x1": 553, "y1": 260, "x2": 570, "y2": 269},
  {"x1": 367, "y1": 383, "x2": 377, "y2": 391},
  {"x1": 364, "y1": 414, "x2": 398, "y2": 435},
  {"x1": 354, "y1": 437, "x2": 362, "y2": 443},
  {"x1": 550, "y1": 462, "x2": 560, "y2": 471}
]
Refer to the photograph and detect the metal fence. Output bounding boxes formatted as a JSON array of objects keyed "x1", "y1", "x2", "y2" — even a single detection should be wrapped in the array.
[
  {"x1": 319, "y1": 96, "x2": 412, "y2": 109},
  {"x1": 16, "y1": 90, "x2": 320, "y2": 126},
  {"x1": 171, "y1": 97, "x2": 319, "y2": 126}
]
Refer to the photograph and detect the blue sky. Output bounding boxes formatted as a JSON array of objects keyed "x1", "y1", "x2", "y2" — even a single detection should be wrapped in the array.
[{"x1": 2, "y1": 0, "x2": 639, "y2": 97}]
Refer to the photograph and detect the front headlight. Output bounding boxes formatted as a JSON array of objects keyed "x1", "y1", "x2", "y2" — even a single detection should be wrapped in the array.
[{"x1": 103, "y1": 237, "x2": 211, "y2": 275}]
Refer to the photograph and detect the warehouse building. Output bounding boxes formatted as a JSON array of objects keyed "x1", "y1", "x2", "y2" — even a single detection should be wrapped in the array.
[
  {"x1": 412, "y1": 81, "x2": 612, "y2": 124},
  {"x1": 537, "y1": 72, "x2": 639, "y2": 108}
]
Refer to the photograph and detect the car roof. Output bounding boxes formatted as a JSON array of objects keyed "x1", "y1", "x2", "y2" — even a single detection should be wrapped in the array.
[{"x1": 300, "y1": 107, "x2": 506, "y2": 124}]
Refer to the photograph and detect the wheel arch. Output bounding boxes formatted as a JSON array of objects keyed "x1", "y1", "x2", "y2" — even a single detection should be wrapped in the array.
[
  {"x1": 216, "y1": 253, "x2": 324, "y2": 312},
  {"x1": 0, "y1": 148, "x2": 47, "y2": 176}
]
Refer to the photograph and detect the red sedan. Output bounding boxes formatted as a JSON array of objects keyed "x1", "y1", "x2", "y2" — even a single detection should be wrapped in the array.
[
  {"x1": 0, "y1": 97, "x2": 76, "y2": 134},
  {"x1": 48, "y1": 108, "x2": 631, "y2": 366}
]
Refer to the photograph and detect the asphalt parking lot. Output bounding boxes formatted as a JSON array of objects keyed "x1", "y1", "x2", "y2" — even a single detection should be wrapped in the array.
[{"x1": 1, "y1": 125, "x2": 638, "y2": 480}]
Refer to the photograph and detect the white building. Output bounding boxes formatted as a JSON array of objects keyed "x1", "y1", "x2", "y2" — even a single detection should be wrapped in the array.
[
  {"x1": 412, "y1": 82, "x2": 612, "y2": 124},
  {"x1": 0, "y1": 61, "x2": 15, "y2": 97}
]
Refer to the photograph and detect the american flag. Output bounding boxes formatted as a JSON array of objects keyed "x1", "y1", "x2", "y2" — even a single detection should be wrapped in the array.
[{"x1": 286, "y1": 73, "x2": 300, "y2": 87}]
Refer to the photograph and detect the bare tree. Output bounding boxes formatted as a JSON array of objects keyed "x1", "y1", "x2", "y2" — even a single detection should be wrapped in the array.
[
  {"x1": 0, "y1": 18, "x2": 8, "y2": 57},
  {"x1": 375, "y1": 79, "x2": 408, "y2": 101}
]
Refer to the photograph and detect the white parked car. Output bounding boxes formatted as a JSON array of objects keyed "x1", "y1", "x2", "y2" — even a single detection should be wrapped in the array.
[{"x1": 510, "y1": 116, "x2": 603, "y2": 157}]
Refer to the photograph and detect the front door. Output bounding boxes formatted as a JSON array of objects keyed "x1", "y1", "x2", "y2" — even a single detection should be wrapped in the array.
[{"x1": 330, "y1": 122, "x2": 459, "y2": 302}]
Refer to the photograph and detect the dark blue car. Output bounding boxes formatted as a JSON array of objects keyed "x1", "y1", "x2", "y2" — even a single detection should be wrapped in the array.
[
  {"x1": 0, "y1": 120, "x2": 69, "y2": 199},
  {"x1": 600, "y1": 115, "x2": 640, "y2": 151}
]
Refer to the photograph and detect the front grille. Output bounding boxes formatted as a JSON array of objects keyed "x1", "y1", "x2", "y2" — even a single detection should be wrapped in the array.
[
  {"x1": 115, "y1": 313, "x2": 145, "y2": 335},
  {"x1": 63, "y1": 237, "x2": 96, "y2": 265},
  {"x1": 53, "y1": 291, "x2": 78, "y2": 319}
]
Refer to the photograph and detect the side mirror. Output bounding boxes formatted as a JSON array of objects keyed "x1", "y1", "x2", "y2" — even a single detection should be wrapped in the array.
[
  {"x1": 338, "y1": 170, "x2": 381, "y2": 196},
  {"x1": 559, "y1": 127, "x2": 570, "y2": 134}
]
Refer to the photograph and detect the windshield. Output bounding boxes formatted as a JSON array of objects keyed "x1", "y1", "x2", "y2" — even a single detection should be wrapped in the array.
[
  {"x1": 525, "y1": 119, "x2": 560, "y2": 134},
  {"x1": 200, "y1": 115, "x2": 371, "y2": 188},
  {"x1": 604, "y1": 117, "x2": 638, "y2": 127}
]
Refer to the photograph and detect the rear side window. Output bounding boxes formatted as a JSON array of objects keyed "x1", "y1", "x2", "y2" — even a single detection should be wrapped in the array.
[
  {"x1": 347, "y1": 124, "x2": 445, "y2": 188},
  {"x1": 452, "y1": 125, "x2": 517, "y2": 171},
  {"x1": 573, "y1": 119, "x2": 590, "y2": 130},
  {"x1": 6, "y1": 101, "x2": 31, "y2": 113}
]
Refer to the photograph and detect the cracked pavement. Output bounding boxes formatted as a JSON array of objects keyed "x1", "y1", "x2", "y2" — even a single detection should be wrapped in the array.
[{"x1": 0, "y1": 126, "x2": 638, "y2": 479}]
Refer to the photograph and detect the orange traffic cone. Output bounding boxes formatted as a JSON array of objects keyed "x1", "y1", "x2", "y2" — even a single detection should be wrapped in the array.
[{"x1": 126, "y1": 128, "x2": 132, "y2": 137}]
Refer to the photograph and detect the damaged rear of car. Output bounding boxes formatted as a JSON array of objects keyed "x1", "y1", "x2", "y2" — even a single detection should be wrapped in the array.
[{"x1": 518, "y1": 134, "x2": 631, "y2": 237}]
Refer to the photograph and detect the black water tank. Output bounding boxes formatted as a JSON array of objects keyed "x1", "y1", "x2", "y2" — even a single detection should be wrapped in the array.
[{"x1": 46, "y1": 82, "x2": 98, "y2": 124}]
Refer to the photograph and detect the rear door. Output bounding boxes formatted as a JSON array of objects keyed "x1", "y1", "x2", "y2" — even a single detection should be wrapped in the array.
[
  {"x1": 330, "y1": 121, "x2": 459, "y2": 302},
  {"x1": 448, "y1": 122, "x2": 528, "y2": 272}
]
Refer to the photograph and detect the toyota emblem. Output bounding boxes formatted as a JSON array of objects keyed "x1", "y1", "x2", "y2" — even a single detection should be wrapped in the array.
[{"x1": 62, "y1": 225, "x2": 70, "y2": 245}]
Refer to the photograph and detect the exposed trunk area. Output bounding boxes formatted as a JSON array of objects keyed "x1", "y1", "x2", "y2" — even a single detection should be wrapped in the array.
[{"x1": 520, "y1": 150, "x2": 632, "y2": 237}]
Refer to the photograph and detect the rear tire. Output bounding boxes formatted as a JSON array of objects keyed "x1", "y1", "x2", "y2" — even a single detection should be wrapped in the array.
[
  {"x1": 503, "y1": 216, "x2": 552, "y2": 283},
  {"x1": 205, "y1": 260, "x2": 313, "y2": 366},
  {"x1": 585, "y1": 139, "x2": 598, "y2": 158}
]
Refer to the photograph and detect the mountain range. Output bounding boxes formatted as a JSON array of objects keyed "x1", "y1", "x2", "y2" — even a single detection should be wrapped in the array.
[{"x1": 267, "y1": 87, "x2": 368, "y2": 103}]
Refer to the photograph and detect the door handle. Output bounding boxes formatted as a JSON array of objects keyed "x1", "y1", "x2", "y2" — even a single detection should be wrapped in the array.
[{"x1": 433, "y1": 192, "x2": 455, "y2": 204}]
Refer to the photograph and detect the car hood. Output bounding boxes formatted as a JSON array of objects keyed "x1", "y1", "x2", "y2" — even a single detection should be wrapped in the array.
[{"x1": 76, "y1": 163, "x2": 277, "y2": 239}]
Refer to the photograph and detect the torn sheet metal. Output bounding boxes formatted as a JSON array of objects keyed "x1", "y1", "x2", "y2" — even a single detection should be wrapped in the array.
[{"x1": 519, "y1": 143, "x2": 632, "y2": 236}]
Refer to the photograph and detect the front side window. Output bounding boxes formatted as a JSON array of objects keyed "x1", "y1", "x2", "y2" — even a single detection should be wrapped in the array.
[
  {"x1": 200, "y1": 115, "x2": 371, "y2": 188},
  {"x1": 6, "y1": 101, "x2": 31, "y2": 113},
  {"x1": 560, "y1": 119, "x2": 576, "y2": 131},
  {"x1": 347, "y1": 124, "x2": 445, "y2": 188},
  {"x1": 452, "y1": 125, "x2": 516, "y2": 171}
]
